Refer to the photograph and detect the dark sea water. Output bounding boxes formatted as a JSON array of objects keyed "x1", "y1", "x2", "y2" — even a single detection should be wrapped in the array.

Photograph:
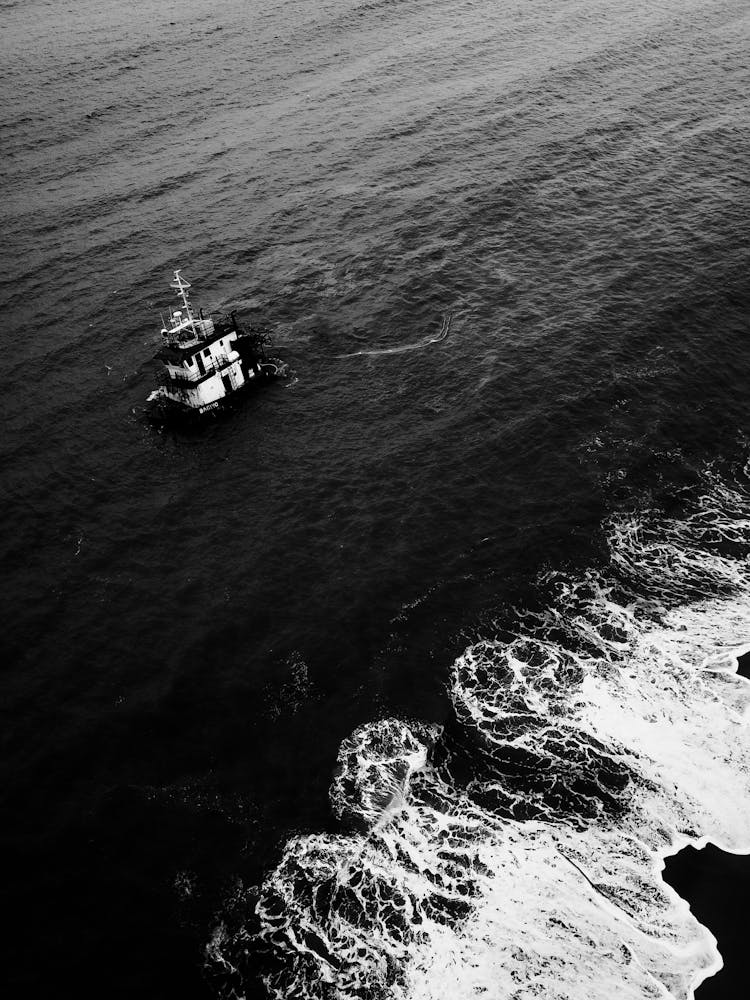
[{"x1": 2, "y1": 1, "x2": 750, "y2": 997}]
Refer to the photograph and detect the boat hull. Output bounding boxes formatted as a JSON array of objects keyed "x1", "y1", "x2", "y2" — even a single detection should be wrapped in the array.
[{"x1": 146, "y1": 360, "x2": 286, "y2": 427}]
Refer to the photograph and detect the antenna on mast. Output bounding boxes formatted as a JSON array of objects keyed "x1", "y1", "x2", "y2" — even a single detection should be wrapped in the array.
[{"x1": 170, "y1": 269, "x2": 198, "y2": 337}]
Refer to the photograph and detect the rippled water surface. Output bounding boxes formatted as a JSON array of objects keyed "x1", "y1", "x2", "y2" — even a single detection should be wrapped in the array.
[{"x1": 2, "y1": 1, "x2": 750, "y2": 997}]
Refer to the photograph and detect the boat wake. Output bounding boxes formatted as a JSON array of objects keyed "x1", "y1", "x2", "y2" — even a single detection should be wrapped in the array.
[
  {"x1": 336, "y1": 313, "x2": 453, "y2": 359},
  {"x1": 208, "y1": 462, "x2": 750, "y2": 1000}
]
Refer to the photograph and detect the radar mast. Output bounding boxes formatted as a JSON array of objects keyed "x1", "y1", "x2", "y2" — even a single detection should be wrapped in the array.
[{"x1": 169, "y1": 269, "x2": 198, "y2": 337}]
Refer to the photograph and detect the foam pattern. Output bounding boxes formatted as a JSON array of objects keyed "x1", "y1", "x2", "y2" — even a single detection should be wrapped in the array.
[{"x1": 211, "y1": 466, "x2": 750, "y2": 999}]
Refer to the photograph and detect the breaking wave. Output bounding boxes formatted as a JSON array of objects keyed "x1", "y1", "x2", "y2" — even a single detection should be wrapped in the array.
[{"x1": 209, "y1": 463, "x2": 750, "y2": 999}]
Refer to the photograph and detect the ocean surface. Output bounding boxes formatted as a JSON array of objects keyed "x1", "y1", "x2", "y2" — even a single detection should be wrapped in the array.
[{"x1": 2, "y1": 0, "x2": 750, "y2": 997}]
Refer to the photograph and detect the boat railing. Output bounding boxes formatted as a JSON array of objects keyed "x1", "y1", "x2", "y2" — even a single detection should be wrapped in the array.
[
  {"x1": 161, "y1": 316, "x2": 216, "y2": 348},
  {"x1": 157, "y1": 353, "x2": 235, "y2": 389}
]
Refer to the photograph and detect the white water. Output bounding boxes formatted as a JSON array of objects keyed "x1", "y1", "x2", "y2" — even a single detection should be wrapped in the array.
[
  {"x1": 211, "y1": 466, "x2": 750, "y2": 999},
  {"x1": 336, "y1": 313, "x2": 453, "y2": 358}
]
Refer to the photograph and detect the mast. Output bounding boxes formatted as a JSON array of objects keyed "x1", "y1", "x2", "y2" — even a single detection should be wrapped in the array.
[{"x1": 170, "y1": 269, "x2": 198, "y2": 337}]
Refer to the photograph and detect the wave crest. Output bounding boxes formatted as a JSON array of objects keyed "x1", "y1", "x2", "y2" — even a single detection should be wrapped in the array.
[{"x1": 209, "y1": 465, "x2": 750, "y2": 999}]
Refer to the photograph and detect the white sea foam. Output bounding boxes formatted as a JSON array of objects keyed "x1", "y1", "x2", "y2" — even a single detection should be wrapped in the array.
[
  {"x1": 211, "y1": 467, "x2": 750, "y2": 999},
  {"x1": 336, "y1": 313, "x2": 453, "y2": 359}
]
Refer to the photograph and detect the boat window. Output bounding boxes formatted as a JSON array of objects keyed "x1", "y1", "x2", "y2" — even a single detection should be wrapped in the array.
[
  {"x1": 184, "y1": 357, "x2": 192, "y2": 368},
  {"x1": 203, "y1": 348, "x2": 211, "y2": 357}
]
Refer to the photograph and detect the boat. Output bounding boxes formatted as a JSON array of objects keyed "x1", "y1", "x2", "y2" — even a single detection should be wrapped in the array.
[{"x1": 146, "y1": 269, "x2": 284, "y2": 420}]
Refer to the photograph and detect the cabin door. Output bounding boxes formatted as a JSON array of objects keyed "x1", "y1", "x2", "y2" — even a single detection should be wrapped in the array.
[{"x1": 196, "y1": 354, "x2": 206, "y2": 375}]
